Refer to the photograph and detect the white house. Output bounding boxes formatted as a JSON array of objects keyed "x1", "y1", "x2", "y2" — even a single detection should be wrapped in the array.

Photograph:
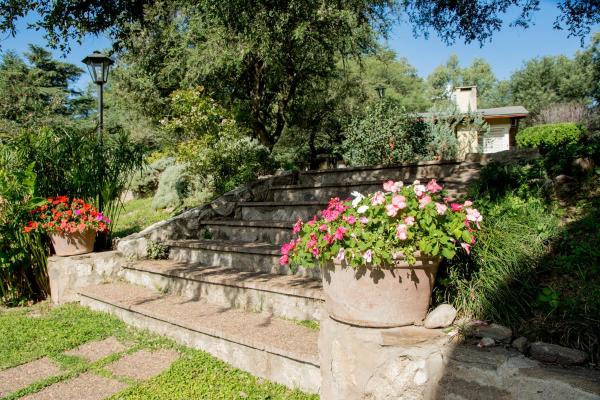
[{"x1": 451, "y1": 86, "x2": 529, "y2": 158}]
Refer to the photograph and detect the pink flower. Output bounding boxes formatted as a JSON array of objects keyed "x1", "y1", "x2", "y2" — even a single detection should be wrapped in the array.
[
  {"x1": 363, "y1": 250, "x2": 373, "y2": 263},
  {"x1": 74, "y1": 209, "x2": 81, "y2": 216},
  {"x1": 466, "y1": 208, "x2": 482, "y2": 223},
  {"x1": 292, "y1": 219, "x2": 303, "y2": 234},
  {"x1": 334, "y1": 226, "x2": 348, "y2": 241},
  {"x1": 419, "y1": 195, "x2": 432, "y2": 209},
  {"x1": 450, "y1": 203, "x2": 463, "y2": 212},
  {"x1": 435, "y1": 202, "x2": 448, "y2": 215},
  {"x1": 279, "y1": 255, "x2": 289, "y2": 265},
  {"x1": 443, "y1": 196, "x2": 451, "y2": 203},
  {"x1": 391, "y1": 195, "x2": 407, "y2": 209},
  {"x1": 413, "y1": 184, "x2": 427, "y2": 197},
  {"x1": 386, "y1": 204, "x2": 399, "y2": 217},
  {"x1": 335, "y1": 248, "x2": 345, "y2": 261},
  {"x1": 461, "y1": 242, "x2": 471, "y2": 254},
  {"x1": 307, "y1": 216, "x2": 317, "y2": 226},
  {"x1": 311, "y1": 247, "x2": 319, "y2": 257},
  {"x1": 319, "y1": 224, "x2": 328, "y2": 232},
  {"x1": 322, "y1": 209, "x2": 340, "y2": 222},
  {"x1": 371, "y1": 191, "x2": 385, "y2": 205},
  {"x1": 280, "y1": 240, "x2": 296, "y2": 255},
  {"x1": 359, "y1": 216, "x2": 369, "y2": 224},
  {"x1": 404, "y1": 216, "x2": 415, "y2": 226},
  {"x1": 323, "y1": 233, "x2": 334, "y2": 244},
  {"x1": 426, "y1": 179, "x2": 443, "y2": 193},
  {"x1": 396, "y1": 224, "x2": 408, "y2": 240},
  {"x1": 464, "y1": 200, "x2": 473, "y2": 207},
  {"x1": 383, "y1": 180, "x2": 398, "y2": 193},
  {"x1": 343, "y1": 215, "x2": 356, "y2": 225},
  {"x1": 95, "y1": 214, "x2": 104, "y2": 221}
]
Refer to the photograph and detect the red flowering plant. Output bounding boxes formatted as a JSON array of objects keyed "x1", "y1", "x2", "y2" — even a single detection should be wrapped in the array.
[
  {"x1": 279, "y1": 179, "x2": 482, "y2": 269},
  {"x1": 23, "y1": 196, "x2": 110, "y2": 235}
]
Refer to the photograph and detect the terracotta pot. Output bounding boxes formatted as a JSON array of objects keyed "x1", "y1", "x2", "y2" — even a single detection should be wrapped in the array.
[
  {"x1": 321, "y1": 255, "x2": 440, "y2": 327},
  {"x1": 50, "y1": 229, "x2": 96, "y2": 256}
]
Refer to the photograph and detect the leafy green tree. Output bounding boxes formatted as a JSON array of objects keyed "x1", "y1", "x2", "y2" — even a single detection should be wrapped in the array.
[
  {"x1": 1, "y1": 1, "x2": 598, "y2": 50},
  {"x1": 0, "y1": 45, "x2": 92, "y2": 132},
  {"x1": 509, "y1": 53, "x2": 594, "y2": 119},
  {"x1": 427, "y1": 55, "x2": 498, "y2": 108}
]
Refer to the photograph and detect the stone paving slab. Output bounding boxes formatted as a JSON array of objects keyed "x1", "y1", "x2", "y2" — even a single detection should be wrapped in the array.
[
  {"x1": 20, "y1": 372, "x2": 127, "y2": 400},
  {"x1": 0, "y1": 357, "x2": 61, "y2": 397},
  {"x1": 106, "y1": 349, "x2": 179, "y2": 380},
  {"x1": 64, "y1": 336, "x2": 128, "y2": 362}
]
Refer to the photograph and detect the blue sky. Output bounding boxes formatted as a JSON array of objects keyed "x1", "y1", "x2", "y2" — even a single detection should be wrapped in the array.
[{"x1": 0, "y1": 2, "x2": 597, "y2": 90}]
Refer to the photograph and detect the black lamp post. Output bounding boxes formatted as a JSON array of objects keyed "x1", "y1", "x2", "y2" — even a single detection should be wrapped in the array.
[
  {"x1": 82, "y1": 51, "x2": 114, "y2": 214},
  {"x1": 376, "y1": 84, "x2": 386, "y2": 99}
]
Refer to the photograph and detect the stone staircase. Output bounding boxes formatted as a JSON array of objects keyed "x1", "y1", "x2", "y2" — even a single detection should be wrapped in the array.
[{"x1": 56, "y1": 158, "x2": 489, "y2": 394}]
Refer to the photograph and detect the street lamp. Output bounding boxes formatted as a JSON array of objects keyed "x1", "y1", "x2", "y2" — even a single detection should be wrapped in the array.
[
  {"x1": 82, "y1": 51, "x2": 113, "y2": 215},
  {"x1": 375, "y1": 84, "x2": 386, "y2": 99},
  {"x1": 82, "y1": 51, "x2": 114, "y2": 137}
]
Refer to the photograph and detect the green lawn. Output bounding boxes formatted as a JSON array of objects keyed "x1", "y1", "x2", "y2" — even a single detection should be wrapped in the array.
[
  {"x1": 0, "y1": 303, "x2": 318, "y2": 400},
  {"x1": 112, "y1": 198, "x2": 172, "y2": 238}
]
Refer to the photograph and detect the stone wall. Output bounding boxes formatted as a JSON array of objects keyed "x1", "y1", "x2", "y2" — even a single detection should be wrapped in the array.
[{"x1": 47, "y1": 250, "x2": 124, "y2": 304}]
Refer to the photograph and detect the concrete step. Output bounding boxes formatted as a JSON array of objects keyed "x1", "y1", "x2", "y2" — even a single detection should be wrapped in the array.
[
  {"x1": 164, "y1": 239, "x2": 320, "y2": 278},
  {"x1": 78, "y1": 282, "x2": 320, "y2": 393},
  {"x1": 121, "y1": 259, "x2": 323, "y2": 320},
  {"x1": 298, "y1": 161, "x2": 481, "y2": 186},
  {"x1": 270, "y1": 178, "x2": 470, "y2": 202},
  {"x1": 199, "y1": 219, "x2": 294, "y2": 244},
  {"x1": 238, "y1": 201, "x2": 326, "y2": 222}
]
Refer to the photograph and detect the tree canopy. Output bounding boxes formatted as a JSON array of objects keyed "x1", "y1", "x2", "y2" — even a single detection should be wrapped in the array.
[{"x1": 1, "y1": 0, "x2": 598, "y2": 51}]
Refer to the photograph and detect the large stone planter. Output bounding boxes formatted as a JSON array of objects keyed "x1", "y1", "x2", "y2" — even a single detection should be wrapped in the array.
[
  {"x1": 50, "y1": 229, "x2": 96, "y2": 256},
  {"x1": 321, "y1": 255, "x2": 439, "y2": 327}
]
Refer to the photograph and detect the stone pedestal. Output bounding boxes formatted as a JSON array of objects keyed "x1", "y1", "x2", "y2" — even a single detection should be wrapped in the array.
[
  {"x1": 319, "y1": 315, "x2": 455, "y2": 400},
  {"x1": 48, "y1": 250, "x2": 124, "y2": 304}
]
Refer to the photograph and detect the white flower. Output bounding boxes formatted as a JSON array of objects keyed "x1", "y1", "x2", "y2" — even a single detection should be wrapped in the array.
[
  {"x1": 357, "y1": 205, "x2": 369, "y2": 214},
  {"x1": 351, "y1": 191, "x2": 365, "y2": 207}
]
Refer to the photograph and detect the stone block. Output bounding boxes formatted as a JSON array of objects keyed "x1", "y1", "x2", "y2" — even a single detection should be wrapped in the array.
[
  {"x1": 48, "y1": 250, "x2": 124, "y2": 304},
  {"x1": 423, "y1": 304, "x2": 457, "y2": 329},
  {"x1": 529, "y1": 342, "x2": 588, "y2": 365}
]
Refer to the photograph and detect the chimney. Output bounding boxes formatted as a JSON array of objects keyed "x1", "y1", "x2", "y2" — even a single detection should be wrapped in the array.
[{"x1": 453, "y1": 86, "x2": 478, "y2": 112}]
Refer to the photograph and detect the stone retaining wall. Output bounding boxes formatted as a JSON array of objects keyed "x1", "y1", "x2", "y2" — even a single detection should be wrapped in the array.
[{"x1": 47, "y1": 250, "x2": 124, "y2": 304}]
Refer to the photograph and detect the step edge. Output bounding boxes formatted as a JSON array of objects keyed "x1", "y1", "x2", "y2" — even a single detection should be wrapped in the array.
[
  {"x1": 123, "y1": 264, "x2": 325, "y2": 301},
  {"x1": 78, "y1": 288, "x2": 320, "y2": 367},
  {"x1": 238, "y1": 201, "x2": 328, "y2": 207},
  {"x1": 165, "y1": 240, "x2": 281, "y2": 255},
  {"x1": 200, "y1": 220, "x2": 295, "y2": 228},
  {"x1": 270, "y1": 178, "x2": 474, "y2": 190}
]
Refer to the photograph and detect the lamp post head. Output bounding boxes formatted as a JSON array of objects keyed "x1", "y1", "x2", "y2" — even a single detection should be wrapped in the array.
[{"x1": 82, "y1": 51, "x2": 114, "y2": 85}]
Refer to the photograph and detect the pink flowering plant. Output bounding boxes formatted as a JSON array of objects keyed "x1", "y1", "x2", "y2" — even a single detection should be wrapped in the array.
[{"x1": 279, "y1": 179, "x2": 482, "y2": 269}]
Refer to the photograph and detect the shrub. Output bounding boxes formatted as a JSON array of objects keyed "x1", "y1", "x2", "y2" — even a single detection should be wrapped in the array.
[
  {"x1": 516, "y1": 122, "x2": 585, "y2": 149},
  {"x1": 341, "y1": 100, "x2": 431, "y2": 166},
  {"x1": 129, "y1": 157, "x2": 175, "y2": 198},
  {"x1": 151, "y1": 164, "x2": 190, "y2": 210},
  {"x1": 177, "y1": 126, "x2": 274, "y2": 195},
  {"x1": 424, "y1": 104, "x2": 488, "y2": 160},
  {"x1": 0, "y1": 153, "x2": 48, "y2": 305}
]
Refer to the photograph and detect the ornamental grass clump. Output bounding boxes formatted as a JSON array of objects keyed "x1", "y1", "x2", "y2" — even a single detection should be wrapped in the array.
[
  {"x1": 23, "y1": 196, "x2": 110, "y2": 235},
  {"x1": 280, "y1": 179, "x2": 482, "y2": 269}
]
